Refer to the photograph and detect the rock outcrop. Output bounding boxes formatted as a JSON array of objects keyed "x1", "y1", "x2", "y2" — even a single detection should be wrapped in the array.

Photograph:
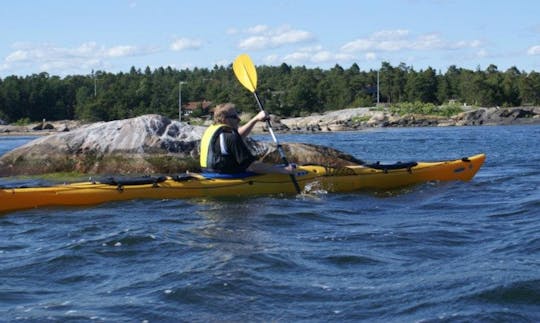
[
  {"x1": 453, "y1": 107, "x2": 540, "y2": 126},
  {"x1": 0, "y1": 115, "x2": 202, "y2": 176},
  {"x1": 0, "y1": 114, "x2": 362, "y2": 176},
  {"x1": 0, "y1": 120, "x2": 82, "y2": 135},
  {"x1": 271, "y1": 107, "x2": 540, "y2": 132}
]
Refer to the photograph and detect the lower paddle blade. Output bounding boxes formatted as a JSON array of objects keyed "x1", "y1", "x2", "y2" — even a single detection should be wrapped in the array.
[{"x1": 233, "y1": 53, "x2": 258, "y2": 93}]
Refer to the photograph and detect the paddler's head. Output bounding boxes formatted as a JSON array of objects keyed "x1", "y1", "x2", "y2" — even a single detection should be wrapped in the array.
[{"x1": 214, "y1": 103, "x2": 241, "y2": 128}]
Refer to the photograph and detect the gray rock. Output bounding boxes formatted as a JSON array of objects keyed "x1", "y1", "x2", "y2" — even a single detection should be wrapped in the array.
[
  {"x1": 454, "y1": 107, "x2": 540, "y2": 126},
  {"x1": 247, "y1": 139, "x2": 363, "y2": 168},
  {"x1": 0, "y1": 115, "x2": 205, "y2": 175}
]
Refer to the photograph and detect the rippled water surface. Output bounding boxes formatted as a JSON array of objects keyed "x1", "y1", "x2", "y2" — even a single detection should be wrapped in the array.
[{"x1": 1, "y1": 125, "x2": 539, "y2": 321}]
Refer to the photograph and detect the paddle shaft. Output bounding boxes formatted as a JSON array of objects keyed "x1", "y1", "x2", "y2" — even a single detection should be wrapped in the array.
[
  {"x1": 252, "y1": 91, "x2": 301, "y2": 193},
  {"x1": 232, "y1": 53, "x2": 301, "y2": 193}
]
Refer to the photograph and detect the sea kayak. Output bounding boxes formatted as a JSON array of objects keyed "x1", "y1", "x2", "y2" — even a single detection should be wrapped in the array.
[{"x1": 0, "y1": 154, "x2": 485, "y2": 213}]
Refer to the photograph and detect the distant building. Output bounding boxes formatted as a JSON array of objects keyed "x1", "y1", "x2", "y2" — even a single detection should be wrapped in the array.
[{"x1": 183, "y1": 100, "x2": 212, "y2": 116}]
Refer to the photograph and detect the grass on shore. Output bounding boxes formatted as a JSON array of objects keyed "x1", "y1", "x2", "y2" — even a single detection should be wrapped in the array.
[{"x1": 372, "y1": 102, "x2": 465, "y2": 117}]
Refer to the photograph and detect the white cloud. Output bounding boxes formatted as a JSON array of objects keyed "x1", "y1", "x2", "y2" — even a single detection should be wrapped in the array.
[
  {"x1": 1, "y1": 41, "x2": 158, "y2": 75},
  {"x1": 335, "y1": 53, "x2": 355, "y2": 61},
  {"x1": 263, "y1": 54, "x2": 280, "y2": 64},
  {"x1": 170, "y1": 38, "x2": 203, "y2": 51},
  {"x1": 476, "y1": 49, "x2": 488, "y2": 58},
  {"x1": 238, "y1": 25, "x2": 314, "y2": 50},
  {"x1": 213, "y1": 59, "x2": 229, "y2": 67},
  {"x1": 273, "y1": 29, "x2": 312, "y2": 45},
  {"x1": 527, "y1": 45, "x2": 540, "y2": 55},
  {"x1": 467, "y1": 40, "x2": 482, "y2": 48},
  {"x1": 299, "y1": 45, "x2": 323, "y2": 52},
  {"x1": 372, "y1": 29, "x2": 410, "y2": 40},
  {"x1": 283, "y1": 51, "x2": 311, "y2": 62},
  {"x1": 239, "y1": 36, "x2": 268, "y2": 50},
  {"x1": 247, "y1": 25, "x2": 269, "y2": 34},
  {"x1": 75, "y1": 42, "x2": 99, "y2": 56},
  {"x1": 280, "y1": 47, "x2": 354, "y2": 65},
  {"x1": 107, "y1": 45, "x2": 139, "y2": 57},
  {"x1": 311, "y1": 51, "x2": 334, "y2": 63},
  {"x1": 5, "y1": 50, "x2": 28, "y2": 63},
  {"x1": 413, "y1": 34, "x2": 445, "y2": 50},
  {"x1": 341, "y1": 29, "x2": 482, "y2": 53},
  {"x1": 226, "y1": 28, "x2": 239, "y2": 35},
  {"x1": 365, "y1": 52, "x2": 377, "y2": 60}
]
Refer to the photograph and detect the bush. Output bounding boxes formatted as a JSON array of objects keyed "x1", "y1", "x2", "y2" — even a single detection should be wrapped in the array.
[
  {"x1": 14, "y1": 117, "x2": 32, "y2": 125},
  {"x1": 389, "y1": 102, "x2": 463, "y2": 117}
]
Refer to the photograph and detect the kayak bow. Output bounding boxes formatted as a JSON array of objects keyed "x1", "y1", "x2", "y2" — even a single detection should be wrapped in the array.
[{"x1": 0, "y1": 154, "x2": 485, "y2": 213}]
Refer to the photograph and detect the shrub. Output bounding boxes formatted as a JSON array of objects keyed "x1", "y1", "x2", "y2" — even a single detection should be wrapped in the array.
[{"x1": 389, "y1": 102, "x2": 463, "y2": 117}]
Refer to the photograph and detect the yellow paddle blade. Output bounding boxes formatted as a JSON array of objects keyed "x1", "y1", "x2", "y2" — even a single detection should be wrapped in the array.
[{"x1": 233, "y1": 53, "x2": 257, "y2": 93}]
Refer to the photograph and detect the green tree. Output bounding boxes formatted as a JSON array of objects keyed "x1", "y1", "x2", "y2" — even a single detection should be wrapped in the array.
[
  {"x1": 501, "y1": 67, "x2": 521, "y2": 106},
  {"x1": 1, "y1": 60, "x2": 540, "y2": 123},
  {"x1": 405, "y1": 67, "x2": 438, "y2": 103},
  {"x1": 519, "y1": 71, "x2": 540, "y2": 105}
]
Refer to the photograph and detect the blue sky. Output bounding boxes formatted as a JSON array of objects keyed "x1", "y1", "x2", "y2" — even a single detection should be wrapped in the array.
[{"x1": 1, "y1": 0, "x2": 540, "y2": 77}]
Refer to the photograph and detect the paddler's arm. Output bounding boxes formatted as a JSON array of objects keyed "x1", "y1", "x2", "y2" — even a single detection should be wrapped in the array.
[
  {"x1": 247, "y1": 161, "x2": 296, "y2": 175},
  {"x1": 238, "y1": 111, "x2": 268, "y2": 138}
]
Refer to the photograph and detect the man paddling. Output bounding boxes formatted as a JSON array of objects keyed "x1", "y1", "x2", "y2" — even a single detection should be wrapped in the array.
[{"x1": 200, "y1": 103, "x2": 296, "y2": 175}]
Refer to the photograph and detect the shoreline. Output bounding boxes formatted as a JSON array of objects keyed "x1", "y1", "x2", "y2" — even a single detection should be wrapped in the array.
[
  {"x1": 253, "y1": 106, "x2": 540, "y2": 134},
  {"x1": 0, "y1": 120, "x2": 84, "y2": 137},
  {"x1": 1, "y1": 106, "x2": 539, "y2": 137}
]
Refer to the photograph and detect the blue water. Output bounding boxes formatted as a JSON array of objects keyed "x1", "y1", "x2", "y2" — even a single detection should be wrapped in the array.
[{"x1": 1, "y1": 126, "x2": 539, "y2": 322}]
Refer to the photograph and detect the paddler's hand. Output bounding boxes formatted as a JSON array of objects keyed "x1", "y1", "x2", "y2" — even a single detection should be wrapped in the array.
[
  {"x1": 254, "y1": 110, "x2": 270, "y2": 122},
  {"x1": 283, "y1": 163, "x2": 297, "y2": 174}
]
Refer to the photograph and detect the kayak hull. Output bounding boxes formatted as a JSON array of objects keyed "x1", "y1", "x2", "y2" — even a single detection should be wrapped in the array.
[{"x1": 0, "y1": 154, "x2": 485, "y2": 213}]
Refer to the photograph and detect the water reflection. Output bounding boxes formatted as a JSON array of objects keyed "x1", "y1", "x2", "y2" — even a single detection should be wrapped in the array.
[{"x1": 192, "y1": 199, "x2": 273, "y2": 256}]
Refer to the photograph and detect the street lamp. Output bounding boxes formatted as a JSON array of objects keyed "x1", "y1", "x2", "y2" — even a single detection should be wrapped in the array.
[
  {"x1": 179, "y1": 81, "x2": 187, "y2": 122},
  {"x1": 377, "y1": 69, "x2": 380, "y2": 105},
  {"x1": 92, "y1": 70, "x2": 97, "y2": 97}
]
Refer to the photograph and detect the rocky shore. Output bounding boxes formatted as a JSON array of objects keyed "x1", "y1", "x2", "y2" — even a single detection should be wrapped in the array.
[
  {"x1": 0, "y1": 120, "x2": 84, "y2": 136},
  {"x1": 1, "y1": 106, "x2": 539, "y2": 137},
  {"x1": 253, "y1": 106, "x2": 540, "y2": 133}
]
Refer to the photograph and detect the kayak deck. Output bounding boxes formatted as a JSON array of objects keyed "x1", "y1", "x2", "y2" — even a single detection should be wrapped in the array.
[{"x1": 0, "y1": 154, "x2": 485, "y2": 213}]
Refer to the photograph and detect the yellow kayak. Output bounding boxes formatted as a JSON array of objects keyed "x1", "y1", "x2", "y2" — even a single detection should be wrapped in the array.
[{"x1": 0, "y1": 154, "x2": 485, "y2": 213}]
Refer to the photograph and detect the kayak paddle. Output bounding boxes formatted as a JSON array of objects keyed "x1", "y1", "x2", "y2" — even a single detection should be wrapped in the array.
[{"x1": 233, "y1": 53, "x2": 301, "y2": 194}]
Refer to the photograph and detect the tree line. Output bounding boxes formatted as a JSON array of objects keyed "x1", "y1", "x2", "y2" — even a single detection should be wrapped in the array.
[{"x1": 1, "y1": 62, "x2": 540, "y2": 123}]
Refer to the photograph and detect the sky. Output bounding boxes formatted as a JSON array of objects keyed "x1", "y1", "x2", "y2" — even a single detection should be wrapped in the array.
[{"x1": 1, "y1": 0, "x2": 540, "y2": 77}]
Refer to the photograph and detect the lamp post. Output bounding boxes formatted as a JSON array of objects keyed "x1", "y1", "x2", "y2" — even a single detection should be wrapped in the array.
[
  {"x1": 377, "y1": 69, "x2": 380, "y2": 105},
  {"x1": 179, "y1": 81, "x2": 186, "y2": 122},
  {"x1": 92, "y1": 70, "x2": 97, "y2": 97}
]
